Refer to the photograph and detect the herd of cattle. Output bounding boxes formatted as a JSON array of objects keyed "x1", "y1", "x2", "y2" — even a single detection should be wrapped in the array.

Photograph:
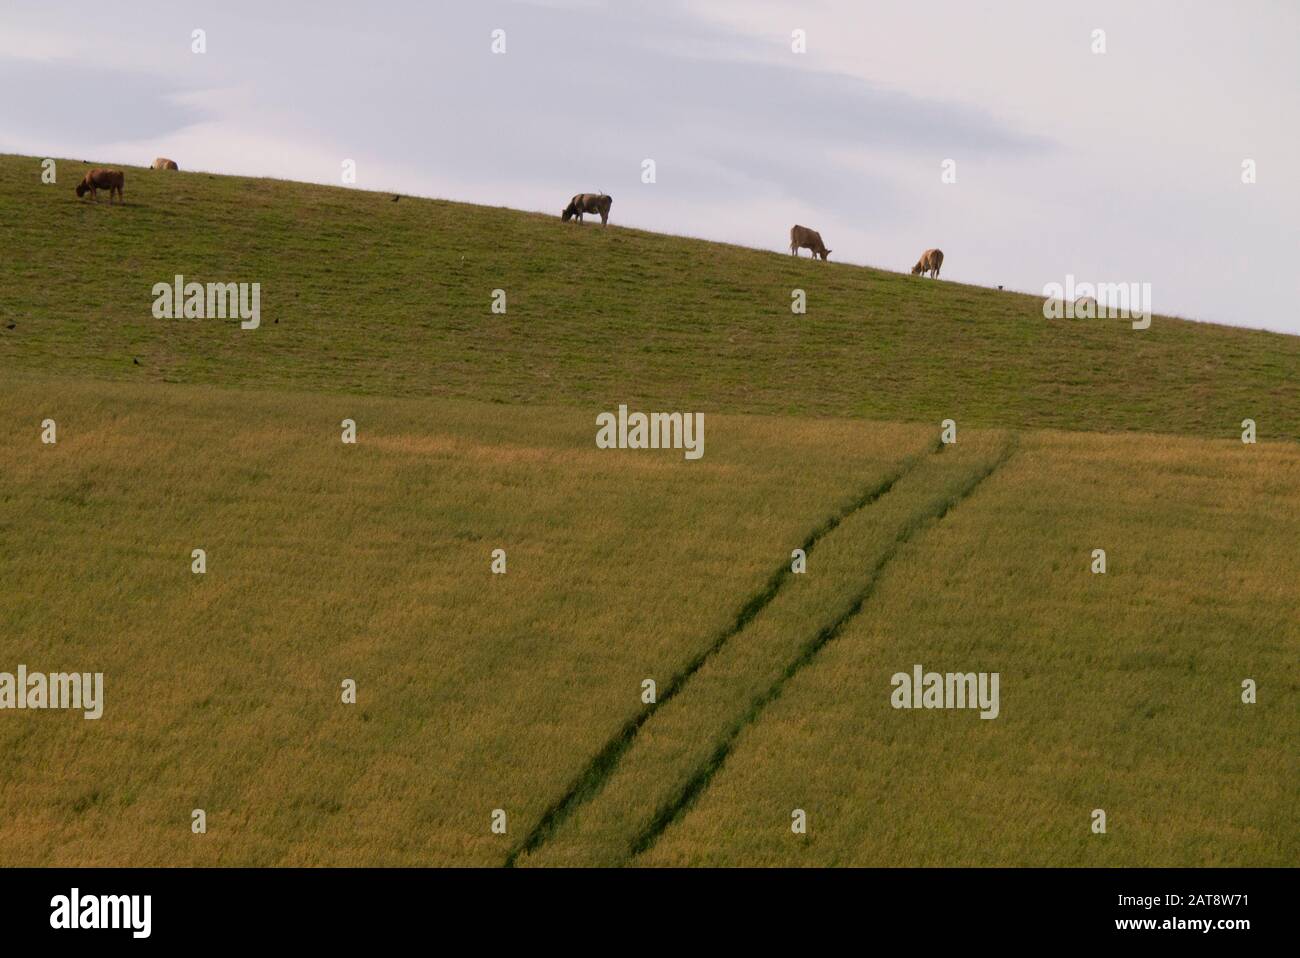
[
  {"x1": 74, "y1": 157, "x2": 177, "y2": 204},
  {"x1": 74, "y1": 170, "x2": 944, "y2": 277},
  {"x1": 786, "y1": 224, "x2": 941, "y2": 277},
  {"x1": 561, "y1": 193, "x2": 943, "y2": 278}
]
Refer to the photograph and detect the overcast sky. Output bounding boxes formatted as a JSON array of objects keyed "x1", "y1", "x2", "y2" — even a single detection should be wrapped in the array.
[{"x1": 3, "y1": 0, "x2": 1298, "y2": 332}]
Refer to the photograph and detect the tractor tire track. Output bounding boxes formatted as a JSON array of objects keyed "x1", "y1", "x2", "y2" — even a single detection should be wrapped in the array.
[
  {"x1": 505, "y1": 437, "x2": 941, "y2": 866},
  {"x1": 627, "y1": 433, "x2": 1018, "y2": 859}
]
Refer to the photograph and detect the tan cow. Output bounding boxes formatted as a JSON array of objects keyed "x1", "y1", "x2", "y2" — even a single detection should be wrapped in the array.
[
  {"x1": 562, "y1": 193, "x2": 612, "y2": 225},
  {"x1": 790, "y1": 225, "x2": 831, "y2": 260},
  {"x1": 75, "y1": 169, "x2": 125, "y2": 204},
  {"x1": 151, "y1": 157, "x2": 179, "y2": 170},
  {"x1": 911, "y1": 248, "x2": 944, "y2": 277}
]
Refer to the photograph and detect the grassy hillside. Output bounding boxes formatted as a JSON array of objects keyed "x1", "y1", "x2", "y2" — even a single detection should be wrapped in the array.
[
  {"x1": 2, "y1": 153, "x2": 1297, "y2": 440},
  {"x1": 0, "y1": 154, "x2": 1295, "y2": 867}
]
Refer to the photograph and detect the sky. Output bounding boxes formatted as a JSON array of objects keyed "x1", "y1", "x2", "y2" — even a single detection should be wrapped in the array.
[{"x1": 3, "y1": 0, "x2": 1298, "y2": 333}]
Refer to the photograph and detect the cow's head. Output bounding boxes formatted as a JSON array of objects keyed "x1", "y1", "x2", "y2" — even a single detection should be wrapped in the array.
[
  {"x1": 561, "y1": 205, "x2": 574, "y2": 222},
  {"x1": 820, "y1": 249, "x2": 832, "y2": 261},
  {"x1": 911, "y1": 262, "x2": 924, "y2": 274},
  {"x1": 75, "y1": 180, "x2": 89, "y2": 198}
]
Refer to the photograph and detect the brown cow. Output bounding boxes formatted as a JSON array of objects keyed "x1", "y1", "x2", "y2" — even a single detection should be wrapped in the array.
[
  {"x1": 562, "y1": 193, "x2": 612, "y2": 225},
  {"x1": 151, "y1": 157, "x2": 179, "y2": 170},
  {"x1": 790, "y1": 225, "x2": 831, "y2": 260},
  {"x1": 75, "y1": 169, "x2": 125, "y2": 204},
  {"x1": 911, "y1": 248, "x2": 944, "y2": 277}
]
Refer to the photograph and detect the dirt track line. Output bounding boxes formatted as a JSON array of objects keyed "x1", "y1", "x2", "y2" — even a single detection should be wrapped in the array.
[
  {"x1": 626, "y1": 434, "x2": 1018, "y2": 860},
  {"x1": 504, "y1": 437, "x2": 942, "y2": 866}
]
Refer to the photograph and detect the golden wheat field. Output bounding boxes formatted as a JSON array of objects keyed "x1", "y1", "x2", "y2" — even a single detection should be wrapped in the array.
[{"x1": 1, "y1": 373, "x2": 1294, "y2": 866}]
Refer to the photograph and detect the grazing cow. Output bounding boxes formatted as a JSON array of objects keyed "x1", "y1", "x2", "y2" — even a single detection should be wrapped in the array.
[
  {"x1": 790, "y1": 225, "x2": 831, "y2": 260},
  {"x1": 911, "y1": 248, "x2": 944, "y2": 277},
  {"x1": 75, "y1": 169, "x2": 125, "y2": 204},
  {"x1": 562, "y1": 193, "x2": 612, "y2": 225},
  {"x1": 151, "y1": 157, "x2": 179, "y2": 171}
]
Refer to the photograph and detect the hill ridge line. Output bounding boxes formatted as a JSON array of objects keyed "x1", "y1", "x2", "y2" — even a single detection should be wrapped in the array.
[{"x1": 15, "y1": 152, "x2": 1297, "y2": 321}]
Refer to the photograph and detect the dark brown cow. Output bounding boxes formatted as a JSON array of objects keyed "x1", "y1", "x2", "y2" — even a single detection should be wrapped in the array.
[
  {"x1": 151, "y1": 157, "x2": 179, "y2": 170},
  {"x1": 790, "y1": 225, "x2": 831, "y2": 260},
  {"x1": 911, "y1": 248, "x2": 944, "y2": 277},
  {"x1": 75, "y1": 169, "x2": 125, "y2": 204},
  {"x1": 562, "y1": 193, "x2": 612, "y2": 225}
]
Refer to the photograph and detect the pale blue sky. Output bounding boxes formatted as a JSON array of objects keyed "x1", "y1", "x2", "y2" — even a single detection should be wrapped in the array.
[{"x1": 3, "y1": 0, "x2": 1297, "y2": 332}]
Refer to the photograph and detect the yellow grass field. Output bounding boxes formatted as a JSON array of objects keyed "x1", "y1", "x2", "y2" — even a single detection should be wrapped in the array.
[
  {"x1": 1, "y1": 378, "x2": 936, "y2": 865},
  {"x1": 643, "y1": 431, "x2": 1300, "y2": 866},
  {"x1": 1, "y1": 379, "x2": 1293, "y2": 866}
]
